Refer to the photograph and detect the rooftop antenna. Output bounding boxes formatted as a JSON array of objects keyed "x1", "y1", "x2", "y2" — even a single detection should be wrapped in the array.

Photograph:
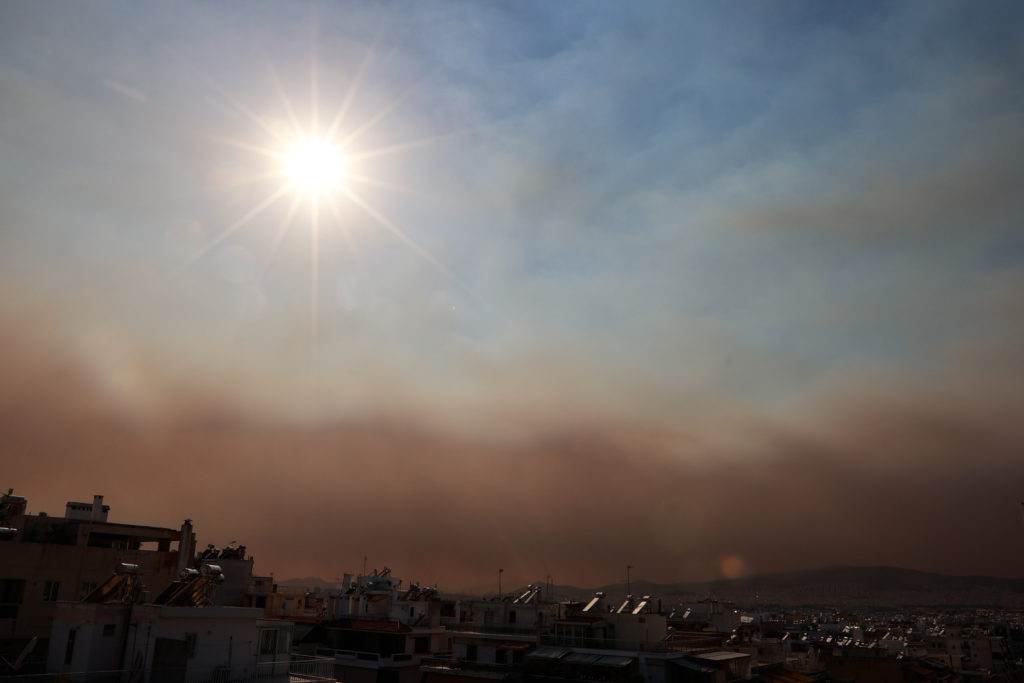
[
  {"x1": 363, "y1": 555, "x2": 367, "y2": 576},
  {"x1": 498, "y1": 568, "x2": 504, "y2": 598},
  {"x1": 627, "y1": 565, "x2": 633, "y2": 597}
]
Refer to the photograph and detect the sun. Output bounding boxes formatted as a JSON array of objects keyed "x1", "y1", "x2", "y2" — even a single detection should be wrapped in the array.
[
  {"x1": 283, "y1": 137, "x2": 347, "y2": 196},
  {"x1": 178, "y1": 53, "x2": 477, "y2": 343}
]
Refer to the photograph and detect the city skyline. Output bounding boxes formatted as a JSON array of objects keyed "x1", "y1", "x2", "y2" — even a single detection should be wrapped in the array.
[{"x1": 2, "y1": 1, "x2": 1024, "y2": 593}]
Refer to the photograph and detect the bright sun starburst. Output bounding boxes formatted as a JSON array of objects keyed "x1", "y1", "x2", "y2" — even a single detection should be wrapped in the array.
[
  {"x1": 283, "y1": 137, "x2": 347, "y2": 196},
  {"x1": 175, "y1": 45, "x2": 474, "y2": 344}
]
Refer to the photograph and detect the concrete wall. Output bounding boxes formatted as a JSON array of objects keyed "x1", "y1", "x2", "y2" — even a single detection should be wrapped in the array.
[
  {"x1": 48, "y1": 602, "x2": 291, "y2": 683},
  {"x1": 47, "y1": 603, "x2": 126, "y2": 676},
  {"x1": 1, "y1": 543, "x2": 182, "y2": 641},
  {"x1": 605, "y1": 612, "x2": 668, "y2": 649}
]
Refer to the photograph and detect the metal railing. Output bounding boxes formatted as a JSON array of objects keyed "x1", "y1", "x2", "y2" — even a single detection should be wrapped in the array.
[
  {"x1": 420, "y1": 657, "x2": 513, "y2": 674},
  {"x1": 0, "y1": 655, "x2": 335, "y2": 683},
  {"x1": 329, "y1": 650, "x2": 421, "y2": 666},
  {"x1": 446, "y1": 624, "x2": 538, "y2": 636},
  {"x1": 539, "y1": 634, "x2": 719, "y2": 653},
  {"x1": 287, "y1": 654, "x2": 335, "y2": 681}
]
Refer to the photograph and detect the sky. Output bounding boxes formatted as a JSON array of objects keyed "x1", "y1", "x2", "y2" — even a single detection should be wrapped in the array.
[{"x1": 2, "y1": 1, "x2": 1024, "y2": 592}]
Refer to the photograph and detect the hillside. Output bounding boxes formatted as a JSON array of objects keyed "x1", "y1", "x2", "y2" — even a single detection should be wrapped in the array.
[
  {"x1": 276, "y1": 566, "x2": 1024, "y2": 608},
  {"x1": 551, "y1": 566, "x2": 1024, "y2": 608}
]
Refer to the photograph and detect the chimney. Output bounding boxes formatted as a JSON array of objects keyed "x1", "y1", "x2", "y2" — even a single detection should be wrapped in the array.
[
  {"x1": 178, "y1": 519, "x2": 196, "y2": 574},
  {"x1": 91, "y1": 495, "x2": 107, "y2": 522}
]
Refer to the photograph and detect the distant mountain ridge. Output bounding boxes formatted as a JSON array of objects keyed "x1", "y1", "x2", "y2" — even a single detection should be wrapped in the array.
[
  {"x1": 276, "y1": 566, "x2": 1024, "y2": 608},
  {"x1": 558, "y1": 566, "x2": 1024, "y2": 608},
  {"x1": 276, "y1": 576, "x2": 337, "y2": 590}
]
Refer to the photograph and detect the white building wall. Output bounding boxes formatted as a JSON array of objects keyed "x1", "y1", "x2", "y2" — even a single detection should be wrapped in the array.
[
  {"x1": 131, "y1": 606, "x2": 288, "y2": 683},
  {"x1": 47, "y1": 603, "x2": 131, "y2": 677},
  {"x1": 49, "y1": 603, "x2": 291, "y2": 683}
]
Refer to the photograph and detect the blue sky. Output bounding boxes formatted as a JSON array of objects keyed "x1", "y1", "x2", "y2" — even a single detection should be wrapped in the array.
[{"x1": 3, "y1": 2, "x2": 1024, "y2": 584}]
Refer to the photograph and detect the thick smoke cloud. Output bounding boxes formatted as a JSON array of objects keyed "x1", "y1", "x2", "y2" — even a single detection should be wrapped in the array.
[
  {"x1": 3, "y1": 1, "x2": 1024, "y2": 594},
  {"x1": 4, "y1": 312, "x2": 1023, "y2": 593}
]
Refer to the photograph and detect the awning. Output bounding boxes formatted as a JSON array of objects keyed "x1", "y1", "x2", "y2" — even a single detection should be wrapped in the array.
[
  {"x1": 527, "y1": 648, "x2": 570, "y2": 661},
  {"x1": 563, "y1": 653, "x2": 634, "y2": 668},
  {"x1": 595, "y1": 656, "x2": 634, "y2": 668}
]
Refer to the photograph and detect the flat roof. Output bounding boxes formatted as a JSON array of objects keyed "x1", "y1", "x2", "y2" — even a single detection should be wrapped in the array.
[
  {"x1": 87, "y1": 522, "x2": 181, "y2": 541},
  {"x1": 527, "y1": 648, "x2": 570, "y2": 661},
  {"x1": 673, "y1": 659, "x2": 716, "y2": 673},
  {"x1": 690, "y1": 651, "x2": 750, "y2": 662},
  {"x1": 529, "y1": 651, "x2": 634, "y2": 668}
]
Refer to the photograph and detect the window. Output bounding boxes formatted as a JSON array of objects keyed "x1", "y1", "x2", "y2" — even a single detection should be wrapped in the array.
[
  {"x1": 43, "y1": 581, "x2": 60, "y2": 602},
  {"x1": 0, "y1": 579, "x2": 25, "y2": 603},
  {"x1": 414, "y1": 637, "x2": 429, "y2": 654},
  {"x1": 80, "y1": 583, "x2": 98, "y2": 600},
  {"x1": 0, "y1": 579, "x2": 25, "y2": 618},
  {"x1": 259, "y1": 629, "x2": 277, "y2": 655},
  {"x1": 508, "y1": 610, "x2": 516, "y2": 624},
  {"x1": 465, "y1": 645, "x2": 477, "y2": 662},
  {"x1": 65, "y1": 628, "x2": 77, "y2": 665}
]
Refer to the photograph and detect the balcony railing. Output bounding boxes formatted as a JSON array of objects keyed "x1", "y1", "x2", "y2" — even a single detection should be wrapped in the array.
[
  {"x1": 539, "y1": 633, "x2": 710, "y2": 653},
  {"x1": 446, "y1": 624, "x2": 539, "y2": 636},
  {"x1": 420, "y1": 657, "x2": 516, "y2": 674},
  {"x1": 0, "y1": 656, "x2": 333, "y2": 683},
  {"x1": 288, "y1": 654, "x2": 337, "y2": 681},
  {"x1": 329, "y1": 650, "x2": 425, "y2": 667}
]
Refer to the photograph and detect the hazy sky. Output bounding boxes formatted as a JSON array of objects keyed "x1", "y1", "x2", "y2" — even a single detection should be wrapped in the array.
[{"x1": 3, "y1": 1, "x2": 1024, "y2": 591}]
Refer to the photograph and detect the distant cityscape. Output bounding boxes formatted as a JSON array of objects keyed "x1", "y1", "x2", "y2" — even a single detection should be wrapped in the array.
[{"x1": 2, "y1": 489, "x2": 1023, "y2": 683}]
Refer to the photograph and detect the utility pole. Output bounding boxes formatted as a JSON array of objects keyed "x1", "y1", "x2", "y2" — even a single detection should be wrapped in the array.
[
  {"x1": 626, "y1": 565, "x2": 633, "y2": 596},
  {"x1": 498, "y1": 568, "x2": 504, "y2": 598}
]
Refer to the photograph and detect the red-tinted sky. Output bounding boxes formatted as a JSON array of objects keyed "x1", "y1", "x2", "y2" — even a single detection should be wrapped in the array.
[
  {"x1": 4, "y1": 314, "x2": 1024, "y2": 592},
  {"x1": 3, "y1": 2, "x2": 1024, "y2": 592}
]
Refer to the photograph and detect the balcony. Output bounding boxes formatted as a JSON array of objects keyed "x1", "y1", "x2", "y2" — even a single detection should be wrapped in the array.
[
  {"x1": 446, "y1": 624, "x2": 539, "y2": 636},
  {"x1": 327, "y1": 649, "x2": 426, "y2": 668},
  {"x1": 539, "y1": 633, "x2": 717, "y2": 653}
]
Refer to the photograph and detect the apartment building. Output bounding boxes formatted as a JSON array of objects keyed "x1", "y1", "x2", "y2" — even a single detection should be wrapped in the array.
[{"x1": 0, "y1": 490, "x2": 196, "y2": 670}]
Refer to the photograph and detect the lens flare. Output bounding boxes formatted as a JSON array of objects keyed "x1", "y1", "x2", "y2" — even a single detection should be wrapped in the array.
[
  {"x1": 284, "y1": 138, "x2": 346, "y2": 195},
  {"x1": 177, "y1": 49, "x2": 479, "y2": 346}
]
